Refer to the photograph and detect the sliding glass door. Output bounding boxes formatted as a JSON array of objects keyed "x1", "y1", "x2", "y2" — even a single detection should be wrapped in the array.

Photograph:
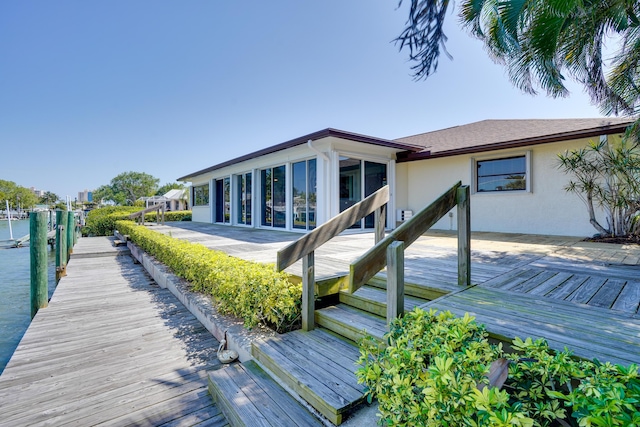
[
  {"x1": 215, "y1": 177, "x2": 230, "y2": 224},
  {"x1": 292, "y1": 159, "x2": 317, "y2": 230},
  {"x1": 235, "y1": 172, "x2": 251, "y2": 225},
  {"x1": 261, "y1": 165, "x2": 286, "y2": 228},
  {"x1": 339, "y1": 157, "x2": 387, "y2": 229}
]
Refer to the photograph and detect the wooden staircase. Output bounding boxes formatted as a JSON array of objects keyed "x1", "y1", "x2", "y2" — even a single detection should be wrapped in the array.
[
  {"x1": 208, "y1": 183, "x2": 469, "y2": 425},
  {"x1": 208, "y1": 280, "x2": 432, "y2": 425}
]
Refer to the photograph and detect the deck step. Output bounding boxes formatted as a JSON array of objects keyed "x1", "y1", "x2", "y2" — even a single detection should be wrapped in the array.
[
  {"x1": 422, "y1": 286, "x2": 640, "y2": 366},
  {"x1": 208, "y1": 360, "x2": 323, "y2": 427},
  {"x1": 315, "y1": 304, "x2": 387, "y2": 344},
  {"x1": 339, "y1": 285, "x2": 426, "y2": 317},
  {"x1": 366, "y1": 275, "x2": 450, "y2": 300},
  {"x1": 251, "y1": 329, "x2": 365, "y2": 425}
]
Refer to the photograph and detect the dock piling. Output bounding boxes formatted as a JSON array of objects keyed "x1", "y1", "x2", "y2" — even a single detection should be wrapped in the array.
[
  {"x1": 55, "y1": 210, "x2": 67, "y2": 282},
  {"x1": 30, "y1": 211, "x2": 48, "y2": 318},
  {"x1": 66, "y1": 211, "x2": 74, "y2": 257}
]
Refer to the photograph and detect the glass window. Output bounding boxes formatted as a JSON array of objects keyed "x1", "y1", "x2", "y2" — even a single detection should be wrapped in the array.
[
  {"x1": 261, "y1": 166, "x2": 285, "y2": 228},
  {"x1": 193, "y1": 184, "x2": 209, "y2": 206},
  {"x1": 273, "y1": 165, "x2": 286, "y2": 228},
  {"x1": 292, "y1": 159, "x2": 317, "y2": 230},
  {"x1": 261, "y1": 168, "x2": 272, "y2": 226},
  {"x1": 236, "y1": 172, "x2": 252, "y2": 225},
  {"x1": 340, "y1": 157, "x2": 387, "y2": 229},
  {"x1": 215, "y1": 177, "x2": 230, "y2": 223},
  {"x1": 476, "y1": 156, "x2": 526, "y2": 192}
]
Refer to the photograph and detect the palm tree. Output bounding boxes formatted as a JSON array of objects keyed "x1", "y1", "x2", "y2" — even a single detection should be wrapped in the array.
[{"x1": 397, "y1": 0, "x2": 640, "y2": 122}]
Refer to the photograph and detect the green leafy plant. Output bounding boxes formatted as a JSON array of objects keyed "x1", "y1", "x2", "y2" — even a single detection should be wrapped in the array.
[
  {"x1": 358, "y1": 308, "x2": 640, "y2": 427},
  {"x1": 116, "y1": 220, "x2": 301, "y2": 332},
  {"x1": 357, "y1": 309, "x2": 531, "y2": 426}
]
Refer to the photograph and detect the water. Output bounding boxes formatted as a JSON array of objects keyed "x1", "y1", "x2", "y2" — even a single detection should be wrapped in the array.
[{"x1": 0, "y1": 219, "x2": 56, "y2": 374}]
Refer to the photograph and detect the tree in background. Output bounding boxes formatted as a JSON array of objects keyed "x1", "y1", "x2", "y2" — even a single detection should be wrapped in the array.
[
  {"x1": 93, "y1": 172, "x2": 159, "y2": 206},
  {"x1": 0, "y1": 179, "x2": 39, "y2": 210},
  {"x1": 39, "y1": 191, "x2": 60, "y2": 208},
  {"x1": 396, "y1": 0, "x2": 639, "y2": 124},
  {"x1": 558, "y1": 137, "x2": 640, "y2": 237},
  {"x1": 156, "y1": 182, "x2": 184, "y2": 196}
]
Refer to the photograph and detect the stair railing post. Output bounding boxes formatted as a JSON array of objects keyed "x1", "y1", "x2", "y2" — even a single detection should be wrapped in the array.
[
  {"x1": 374, "y1": 204, "x2": 386, "y2": 244},
  {"x1": 457, "y1": 185, "x2": 471, "y2": 286},
  {"x1": 386, "y1": 240, "x2": 404, "y2": 326},
  {"x1": 302, "y1": 251, "x2": 315, "y2": 331}
]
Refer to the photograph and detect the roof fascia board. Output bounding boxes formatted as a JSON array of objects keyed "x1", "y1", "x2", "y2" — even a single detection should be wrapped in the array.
[{"x1": 177, "y1": 128, "x2": 421, "y2": 181}]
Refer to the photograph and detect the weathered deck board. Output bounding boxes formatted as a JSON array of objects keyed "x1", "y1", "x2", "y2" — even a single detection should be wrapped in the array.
[
  {"x1": 0, "y1": 236, "x2": 227, "y2": 427},
  {"x1": 422, "y1": 286, "x2": 640, "y2": 366},
  {"x1": 209, "y1": 360, "x2": 323, "y2": 427},
  {"x1": 251, "y1": 329, "x2": 366, "y2": 425}
]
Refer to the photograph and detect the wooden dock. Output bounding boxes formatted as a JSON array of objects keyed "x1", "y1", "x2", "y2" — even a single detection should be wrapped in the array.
[{"x1": 0, "y1": 236, "x2": 228, "y2": 426}]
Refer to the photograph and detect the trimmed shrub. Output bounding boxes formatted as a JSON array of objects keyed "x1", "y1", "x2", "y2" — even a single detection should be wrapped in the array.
[
  {"x1": 84, "y1": 208, "x2": 192, "y2": 236},
  {"x1": 358, "y1": 308, "x2": 640, "y2": 427},
  {"x1": 84, "y1": 206, "x2": 139, "y2": 236},
  {"x1": 116, "y1": 220, "x2": 301, "y2": 332},
  {"x1": 145, "y1": 211, "x2": 192, "y2": 222}
]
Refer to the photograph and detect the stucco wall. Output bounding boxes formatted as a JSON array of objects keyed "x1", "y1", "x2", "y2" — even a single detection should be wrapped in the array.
[
  {"x1": 405, "y1": 137, "x2": 605, "y2": 237},
  {"x1": 191, "y1": 206, "x2": 211, "y2": 223}
]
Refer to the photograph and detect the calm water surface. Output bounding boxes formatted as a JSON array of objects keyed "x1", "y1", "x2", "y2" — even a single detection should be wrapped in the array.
[{"x1": 0, "y1": 219, "x2": 56, "y2": 374}]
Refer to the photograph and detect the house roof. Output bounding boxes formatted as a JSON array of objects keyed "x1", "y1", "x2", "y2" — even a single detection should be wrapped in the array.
[
  {"x1": 177, "y1": 128, "x2": 422, "y2": 181},
  {"x1": 395, "y1": 118, "x2": 635, "y2": 162},
  {"x1": 163, "y1": 189, "x2": 186, "y2": 200}
]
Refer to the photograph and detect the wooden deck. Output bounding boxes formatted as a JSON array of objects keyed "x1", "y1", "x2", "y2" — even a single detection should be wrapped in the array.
[
  {"x1": 131, "y1": 222, "x2": 640, "y2": 424},
  {"x1": 0, "y1": 237, "x2": 228, "y2": 426},
  {"x1": 149, "y1": 222, "x2": 640, "y2": 315}
]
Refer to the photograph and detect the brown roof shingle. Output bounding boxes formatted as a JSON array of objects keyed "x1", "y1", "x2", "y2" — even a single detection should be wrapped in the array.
[{"x1": 395, "y1": 118, "x2": 635, "y2": 162}]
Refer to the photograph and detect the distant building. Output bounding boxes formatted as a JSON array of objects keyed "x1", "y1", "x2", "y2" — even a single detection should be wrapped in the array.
[
  {"x1": 30, "y1": 187, "x2": 45, "y2": 198},
  {"x1": 78, "y1": 189, "x2": 92, "y2": 203},
  {"x1": 139, "y1": 189, "x2": 188, "y2": 212}
]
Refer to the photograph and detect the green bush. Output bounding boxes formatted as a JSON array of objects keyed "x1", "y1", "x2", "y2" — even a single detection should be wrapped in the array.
[
  {"x1": 357, "y1": 308, "x2": 640, "y2": 427},
  {"x1": 84, "y1": 207, "x2": 192, "y2": 236},
  {"x1": 84, "y1": 206, "x2": 139, "y2": 236},
  {"x1": 116, "y1": 220, "x2": 301, "y2": 332},
  {"x1": 145, "y1": 211, "x2": 192, "y2": 222}
]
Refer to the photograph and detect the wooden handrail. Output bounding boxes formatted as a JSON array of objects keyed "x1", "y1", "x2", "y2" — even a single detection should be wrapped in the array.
[
  {"x1": 348, "y1": 181, "x2": 466, "y2": 294},
  {"x1": 276, "y1": 185, "x2": 389, "y2": 272},
  {"x1": 128, "y1": 202, "x2": 166, "y2": 219},
  {"x1": 277, "y1": 185, "x2": 389, "y2": 332},
  {"x1": 128, "y1": 202, "x2": 166, "y2": 226}
]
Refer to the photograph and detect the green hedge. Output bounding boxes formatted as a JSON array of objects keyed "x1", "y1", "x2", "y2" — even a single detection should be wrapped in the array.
[
  {"x1": 145, "y1": 211, "x2": 192, "y2": 222},
  {"x1": 357, "y1": 308, "x2": 640, "y2": 427},
  {"x1": 116, "y1": 220, "x2": 301, "y2": 332},
  {"x1": 84, "y1": 206, "x2": 139, "y2": 236},
  {"x1": 84, "y1": 208, "x2": 192, "y2": 236}
]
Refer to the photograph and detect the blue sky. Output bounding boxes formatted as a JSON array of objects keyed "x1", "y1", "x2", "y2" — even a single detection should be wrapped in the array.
[{"x1": 0, "y1": 1, "x2": 605, "y2": 199}]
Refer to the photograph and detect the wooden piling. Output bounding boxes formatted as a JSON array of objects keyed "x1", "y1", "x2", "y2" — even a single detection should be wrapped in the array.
[
  {"x1": 66, "y1": 211, "x2": 74, "y2": 256},
  {"x1": 55, "y1": 210, "x2": 67, "y2": 282},
  {"x1": 30, "y1": 211, "x2": 48, "y2": 318}
]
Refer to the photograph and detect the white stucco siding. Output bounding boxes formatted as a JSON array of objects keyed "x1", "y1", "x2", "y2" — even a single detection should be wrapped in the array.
[
  {"x1": 191, "y1": 206, "x2": 211, "y2": 223},
  {"x1": 404, "y1": 137, "x2": 606, "y2": 237}
]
